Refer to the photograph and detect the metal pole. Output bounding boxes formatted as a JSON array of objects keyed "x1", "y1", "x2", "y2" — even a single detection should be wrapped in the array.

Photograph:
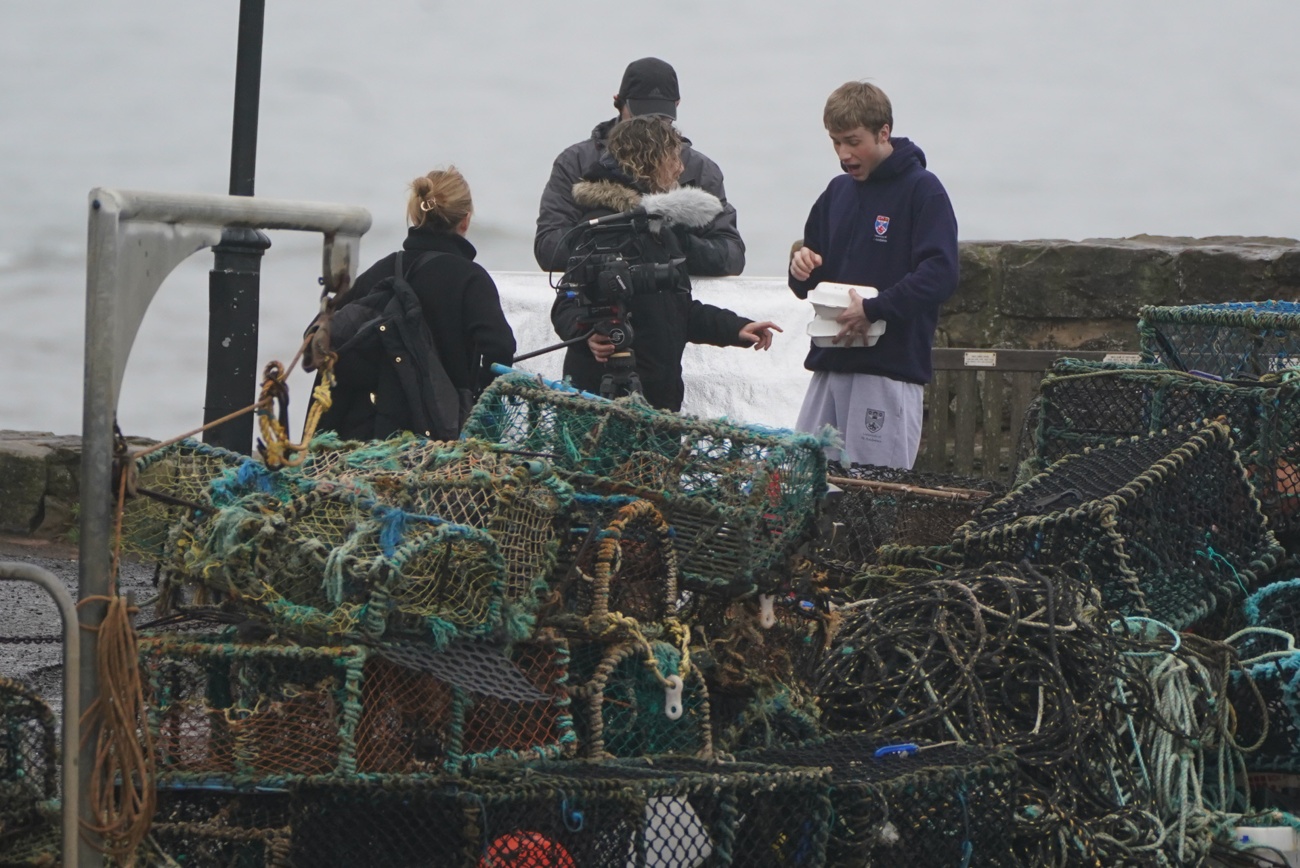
[
  {"x1": 0, "y1": 562, "x2": 81, "y2": 868},
  {"x1": 204, "y1": 0, "x2": 270, "y2": 452}
]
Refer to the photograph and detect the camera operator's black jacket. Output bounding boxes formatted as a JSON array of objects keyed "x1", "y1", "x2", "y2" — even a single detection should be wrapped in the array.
[
  {"x1": 317, "y1": 227, "x2": 515, "y2": 440},
  {"x1": 551, "y1": 164, "x2": 752, "y2": 412}
]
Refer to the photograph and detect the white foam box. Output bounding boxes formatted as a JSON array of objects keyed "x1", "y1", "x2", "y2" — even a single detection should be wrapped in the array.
[
  {"x1": 805, "y1": 283, "x2": 886, "y2": 348},
  {"x1": 1235, "y1": 826, "x2": 1300, "y2": 866}
]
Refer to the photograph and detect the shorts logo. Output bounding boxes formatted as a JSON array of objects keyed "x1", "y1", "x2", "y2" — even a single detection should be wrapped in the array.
[
  {"x1": 864, "y1": 408, "x2": 886, "y2": 434},
  {"x1": 874, "y1": 215, "x2": 890, "y2": 239}
]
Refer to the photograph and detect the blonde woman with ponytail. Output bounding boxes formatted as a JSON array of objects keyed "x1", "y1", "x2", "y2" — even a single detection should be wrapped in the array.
[{"x1": 316, "y1": 167, "x2": 516, "y2": 441}]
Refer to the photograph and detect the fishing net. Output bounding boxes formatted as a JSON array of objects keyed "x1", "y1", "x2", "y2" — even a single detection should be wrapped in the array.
[
  {"x1": 886, "y1": 421, "x2": 1283, "y2": 629},
  {"x1": 1138, "y1": 300, "x2": 1300, "y2": 379},
  {"x1": 543, "y1": 495, "x2": 683, "y2": 640},
  {"x1": 0, "y1": 677, "x2": 59, "y2": 868},
  {"x1": 740, "y1": 737, "x2": 1020, "y2": 868},
  {"x1": 1033, "y1": 357, "x2": 1300, "y2": 541},
  {"x1": 139, "y1": 634, "x2": 573, "y2": 784},
  {"x1": 683, "y1": 593, "x2": 827, "y2": 754},
  {"x1": 156, "y1": 436, "x2": 573, "y2": 647},
  {"x1": 462, "y1": 371, "x2": 829, "y2": 596},
  {"x1": 290, "y1": 757, "x2": 833, "y2": 868},
  {"x1": 819, "y1": 464, "x2": 1006, "y2": 569},
  {"x1": 567, "y1": 638, "x2": 712, "y2": 760}
]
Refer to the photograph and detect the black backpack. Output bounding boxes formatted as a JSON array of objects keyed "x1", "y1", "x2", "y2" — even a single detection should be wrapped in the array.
[{"x1": 310, "y1": 251, "x2": 470, "y2": 442}]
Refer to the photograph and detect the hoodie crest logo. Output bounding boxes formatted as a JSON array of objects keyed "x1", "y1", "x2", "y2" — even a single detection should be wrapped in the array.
[
  {"x1": 874, "y1": 215, "x2": 890, "y2": 238},
  {"x1": 865, "y1": 408, "x2": 886, "y2": 434}
]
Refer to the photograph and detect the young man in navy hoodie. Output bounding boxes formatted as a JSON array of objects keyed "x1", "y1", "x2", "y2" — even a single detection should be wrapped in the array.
[{"x1": 789, "y1": 81, "x2": 959, "y2": 469}]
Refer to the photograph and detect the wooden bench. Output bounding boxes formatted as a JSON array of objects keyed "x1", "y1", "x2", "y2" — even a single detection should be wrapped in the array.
[{"x1": 916, "y1": 348, "x2": 1142, "y2": 483}]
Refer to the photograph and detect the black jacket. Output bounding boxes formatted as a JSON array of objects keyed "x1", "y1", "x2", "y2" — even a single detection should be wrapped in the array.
[
  {"x1": 319, "y1": 228, "x2": 515, "y2": 440},
  {"x1": 551, "y1": 164, "x2": 751, "y2": 412},
  {"x1": 534, "y1": 118, "x2": 745, "y2": 277}
]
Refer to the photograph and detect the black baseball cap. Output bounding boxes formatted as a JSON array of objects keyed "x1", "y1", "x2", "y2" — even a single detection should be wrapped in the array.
[{"x1": 617, "y1": 57, "x2": 680, "y2": 119}]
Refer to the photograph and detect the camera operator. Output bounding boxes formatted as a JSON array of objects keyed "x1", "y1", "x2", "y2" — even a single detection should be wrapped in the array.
[{"x1": 550, "y1": 116, "x2": 780, "y2": 412}]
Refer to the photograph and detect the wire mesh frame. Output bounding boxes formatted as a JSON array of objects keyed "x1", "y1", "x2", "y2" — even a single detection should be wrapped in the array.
[
  {"x1": 138, "y1": 636, "x2": 575, "y2": 786},
  {"x1": 894, "y1": 422, "x2": 1284, "y2": 629},
  {"x1": 462, "y1": 372, "x2": 829, "y2": 596},
  {"x1": 1138, "y1": 301, "x2": 1300, "y2": 379},
  {"x1": 1032, "y1": 358, "x2": 1300, "y2": 538}
]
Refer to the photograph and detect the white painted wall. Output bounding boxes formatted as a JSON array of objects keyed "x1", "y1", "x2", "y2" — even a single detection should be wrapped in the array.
[{"x1": 493, "y1": 272, "x2": 815, "y2": 430}]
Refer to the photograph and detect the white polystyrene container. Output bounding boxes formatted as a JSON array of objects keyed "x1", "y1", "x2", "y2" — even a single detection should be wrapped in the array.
[
  {"x1": 805, "y1": 283, "x2": 887, "y2": 348},
  {"x1": 1235, "y1": 826, "x2": 1300, "y2": 866}
]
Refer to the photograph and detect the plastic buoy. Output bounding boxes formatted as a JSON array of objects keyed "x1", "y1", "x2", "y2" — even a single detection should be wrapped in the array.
[{"x1": 479, "y1": 831, "x2": 576, "y2": 868}]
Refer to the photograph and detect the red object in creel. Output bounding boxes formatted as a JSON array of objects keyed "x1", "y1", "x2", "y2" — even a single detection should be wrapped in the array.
[{"x1": 478, "y1": 831, "x2": 576, "y2": 868}]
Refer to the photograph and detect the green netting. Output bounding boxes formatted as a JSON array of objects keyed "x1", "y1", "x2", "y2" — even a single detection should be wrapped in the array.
[
  {"x1": 289, "y1": 758, "x2": 832, "y2": 868},
  {"x1": 1138, "y1": 301, "x2": 1300, "y2": 379},
  {"x1": 567, "y1": 639, "x2": 712, "y2": 760},
  {"x1": 740, "y1": 737, "x2": 1020, "y2": 868},
  {"x1": 462, "y1": 372, "x2": 829, "y2": 596},
  {"x1": 156, "y1": 436, "x2": 573, "y2": 646},
  {"x1": 0, "y1": 677, "x2": 59, "y2": 868},
  {"x1": 885, "y1": 421, "x2": 1283, "y2": 629},
  {"x1": 1033, "y1": 357, "x2": 1300, "y2": 541},
  {"x1": 139, "y1": 635, "x2": 574, "y2": 784},
  {"x1": 119, "y1": 438, "x2": 270, "y2": 560}
]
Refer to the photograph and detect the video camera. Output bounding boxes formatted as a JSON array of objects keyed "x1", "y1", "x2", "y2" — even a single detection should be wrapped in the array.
[{"x1": 557, "y1": 240, "x2": 677, "y2": 400}]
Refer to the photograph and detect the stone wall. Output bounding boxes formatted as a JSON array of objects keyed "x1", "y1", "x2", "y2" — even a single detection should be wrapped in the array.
[
  {"x1": 945, "y1": 236, "x2": 1300, "y2": 350},
  {"x1": 3, "y1": 234, "x2": 1297, "y2": 539}
]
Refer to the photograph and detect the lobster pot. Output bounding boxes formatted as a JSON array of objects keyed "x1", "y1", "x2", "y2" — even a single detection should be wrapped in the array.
[
  {"x1": 1233, "y1": 654, "x2": 1300, "y2": 774},
  {"x1": 291, "y1": 758, "x2": 833, "y2": 868},
  {"x1": 820, "y1": 465, "x2": 1005, "y2": 568},
  {"x1": 164, "y1": 480, "x2": 552, "y2": 646},
  {"x1": 898, "y1": 422, "x2": 1281, "y2": 629},
  {"x1": 1241, "y1": 578, "x2": 1300, "y2": 659},
  {"x1": 0, "y1": 677, "x2": 59, "y2": 868},
  {"x1": 463, "y1": 372, "x2": 828, "y2": 596},
  {"x1": 683, "y1": 594, "x2": 826, "y2": 754},
  {"x1": 1033, "y1": 357, "x2": 1300, "y2": 539},
  {"x1": 140, "y1": 636, "x2": 573, "y2": 785},
  {"x1": 148, "y1": 789, "x2": 295, "y2": 868},
  {"x1": 742, "y1": 737, "x2": 1020, "y2": 868},
  {"x1": 568, "y1": 639, "x2": 712, "y2": 760},
  {"x1": 119, "y1": 438, "x2": 258, "y2": 560},
  {"x1": 1138, "y1": 301, "x2": 1300, "y2": 378},
  {"x1": 547, "y1": 495, "x2": 682, "y2": 635}
]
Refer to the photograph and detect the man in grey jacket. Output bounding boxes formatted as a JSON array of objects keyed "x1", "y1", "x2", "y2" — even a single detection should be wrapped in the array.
[{"x1": 533, "y1": 57, "x2": 746, "y2": 276}]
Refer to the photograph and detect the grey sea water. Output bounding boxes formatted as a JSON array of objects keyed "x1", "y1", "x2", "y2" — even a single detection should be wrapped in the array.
[{"x1": 2, "y1": 0, "x2": 1298, "y2": 439}]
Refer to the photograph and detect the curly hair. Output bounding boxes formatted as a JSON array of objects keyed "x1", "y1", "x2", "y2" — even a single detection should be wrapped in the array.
[
  {"x1": 406, "y1": 166, "x2": 473, "y2": 230},
  {"x1": 607, "y1": 116, "x2": 683, "y2": 193}
]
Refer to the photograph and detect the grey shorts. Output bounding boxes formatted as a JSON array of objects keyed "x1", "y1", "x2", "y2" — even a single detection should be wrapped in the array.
[{"x1": 796, "y1": 371, "x2": 923, "y2": 469}]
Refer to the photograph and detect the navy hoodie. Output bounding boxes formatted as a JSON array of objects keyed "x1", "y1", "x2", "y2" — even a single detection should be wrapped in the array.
[{"x1": 789, "y1": 137, "x2": 958, "y2": 384}]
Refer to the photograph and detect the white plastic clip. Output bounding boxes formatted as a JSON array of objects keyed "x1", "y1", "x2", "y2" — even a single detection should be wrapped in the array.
[
  {"x1": 758, "y1": 594, "x2": 776, "y2": 629},
  {"x1": 663, "y1": 675, "x2": 684, "y2": 720}
]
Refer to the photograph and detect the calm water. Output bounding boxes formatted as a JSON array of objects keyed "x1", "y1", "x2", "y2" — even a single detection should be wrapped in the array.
[{"x1": 2, "y1": 1, "x2": 1298, "y2": 438}]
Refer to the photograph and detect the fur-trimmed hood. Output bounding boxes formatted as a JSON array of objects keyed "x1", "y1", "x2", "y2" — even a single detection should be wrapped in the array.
[
  {"x1": 571, "y1": 180, "x2": 724, "y2": 229},
  {"x1": 572, "y1": 178, "x2": 642, "y2": 214}
]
